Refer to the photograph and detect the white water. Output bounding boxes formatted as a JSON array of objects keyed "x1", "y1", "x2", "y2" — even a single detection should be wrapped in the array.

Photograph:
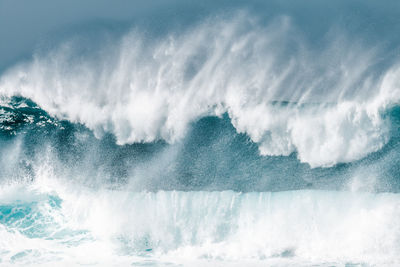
[
  {"x1": 1, "y1": 174, "x2": 400, "y2": 266},
  {"x1": 1, "y1": 13, "x2": 400, "y2": 167}
]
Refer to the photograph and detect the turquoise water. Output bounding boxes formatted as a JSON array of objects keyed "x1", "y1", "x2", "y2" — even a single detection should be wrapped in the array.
[
  {"x1": 1, "y1": 0, "x2": 400, "y2": 265},
  {"x1": 1, "y1": 185, "x2": 400, "y2": 266}
]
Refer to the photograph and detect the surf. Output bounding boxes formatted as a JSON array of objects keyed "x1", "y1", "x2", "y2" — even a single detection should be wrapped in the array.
[
  {"x1": 1, "y1": 180, "x2": 400, "y2": 266},
  {"x1": 1, "y1": 1, "x2": 400, "y2": 266}
]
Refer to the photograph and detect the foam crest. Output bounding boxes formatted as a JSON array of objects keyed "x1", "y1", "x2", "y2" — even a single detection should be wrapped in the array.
[
  {"x1": 1, "y1": 180, "x2": 400, "y2": 266},
  {"x1": 1, "y1": 13, "x2": 399, "y2": 167},
  {"x1": 77, "y1": 190, "x2": 400, "y2": 264}
]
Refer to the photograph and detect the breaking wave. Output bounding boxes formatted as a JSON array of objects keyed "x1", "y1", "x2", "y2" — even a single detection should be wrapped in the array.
[
  {"x1": 1, "y1": 181, "x2": 400, "y2": 266},
  {"x1": 1, "y1": 4, "x2": 400, "y2": 266},
  {"x1": 1, "y1": 13, "x2": 400, "y2": 167}
]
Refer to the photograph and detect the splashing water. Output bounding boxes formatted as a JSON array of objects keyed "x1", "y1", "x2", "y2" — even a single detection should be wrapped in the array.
[{"x1": 1, "y1": 1, "x2": 400, "y2": 266}]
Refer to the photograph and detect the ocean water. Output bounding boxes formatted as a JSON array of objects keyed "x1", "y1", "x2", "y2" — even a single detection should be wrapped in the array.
[{"x1": 1, "y1": 0, "x2": 400, "y2": 266}]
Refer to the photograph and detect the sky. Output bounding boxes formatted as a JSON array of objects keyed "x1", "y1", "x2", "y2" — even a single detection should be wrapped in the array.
[{"x1": 1, "y1": 0, "x2": 399, "y2": 74}]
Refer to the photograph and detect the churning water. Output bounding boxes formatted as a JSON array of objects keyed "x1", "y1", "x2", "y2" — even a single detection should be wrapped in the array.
[{"x1": 1, "y1": 0, "x2": 400, "y2": 266}]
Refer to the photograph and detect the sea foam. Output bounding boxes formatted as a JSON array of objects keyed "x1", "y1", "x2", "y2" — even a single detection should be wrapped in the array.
[{"x1": 1, "y1": 13, "x2": 399, "y2": 167}]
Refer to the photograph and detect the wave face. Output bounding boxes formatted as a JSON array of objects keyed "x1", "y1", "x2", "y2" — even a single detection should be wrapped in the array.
[
  {"x1": 2, "y1": 11, "x2": 400, "y2": 167},
  {"x1": 1, "y1": 1, "x2": 400, "y2": 266}
]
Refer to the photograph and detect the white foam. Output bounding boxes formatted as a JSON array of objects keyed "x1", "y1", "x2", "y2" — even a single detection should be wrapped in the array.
[
  {"x1": 1, "y1": 13, "x2": 399, "y2": 167},
  {"x1": 1, "y1": 178, "x2": 400, "y2": 266}
]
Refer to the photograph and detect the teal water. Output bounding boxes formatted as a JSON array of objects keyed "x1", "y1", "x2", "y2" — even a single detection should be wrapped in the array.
[
  {"x1": 1, "y1": 0, "x2": 400, "y2": 265},
  {"x1": 1, "y1": 185, "x2": 400, "y2": 266}
]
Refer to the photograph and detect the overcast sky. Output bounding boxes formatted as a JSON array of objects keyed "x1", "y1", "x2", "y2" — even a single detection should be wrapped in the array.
[{"x1": 1, "y1": 0, "x2": 399, "y2": 74}]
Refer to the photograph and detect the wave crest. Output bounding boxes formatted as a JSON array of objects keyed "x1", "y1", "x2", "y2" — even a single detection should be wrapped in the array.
[{"x1": 1, "y1": 13, "x2": 400, "y2": 167}]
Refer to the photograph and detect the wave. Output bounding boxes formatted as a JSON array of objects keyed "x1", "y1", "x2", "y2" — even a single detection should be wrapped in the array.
[
  {"x1": 1, "y1": 12, "x2": 400, "y2": 167},
  {"x1": 1, "y1": 4, "x2": 400, "y2": 267},
  {"x1": 2, "y1": 96, "x2": 400, "y2": 193},
  {"x1": 1, "y1": 180, "x2": 400, "y2": 266}
]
